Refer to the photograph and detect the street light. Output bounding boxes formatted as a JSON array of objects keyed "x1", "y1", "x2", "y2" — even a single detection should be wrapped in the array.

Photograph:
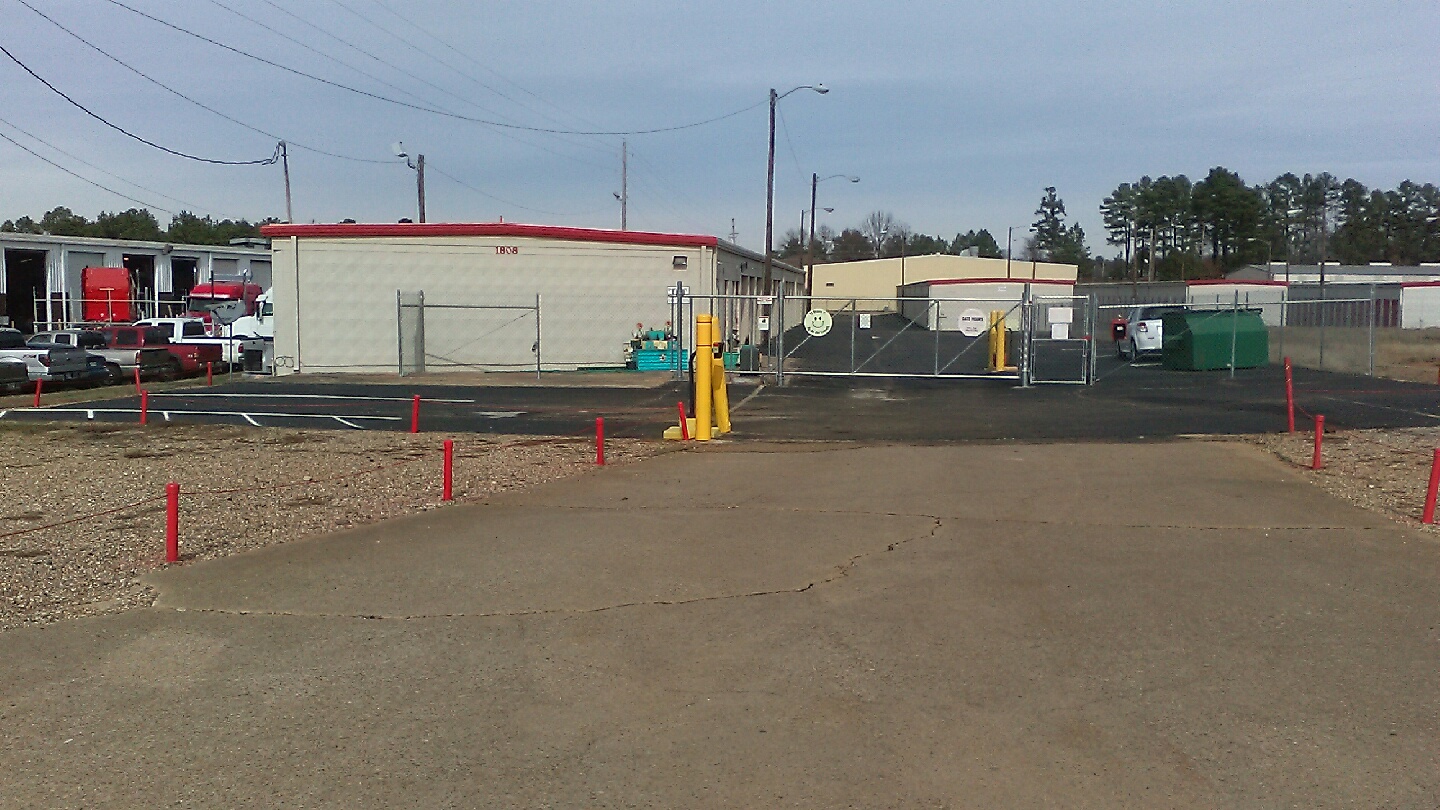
[
  {"x1": 392, "y1": 141, "x2": 426, "y2": 223},
  {"x1": 805, "y1": 173, "x2": 858, "y2": 297},
  {"x1": 761, "y1": 84, "x2": 828, "y2": 346}
]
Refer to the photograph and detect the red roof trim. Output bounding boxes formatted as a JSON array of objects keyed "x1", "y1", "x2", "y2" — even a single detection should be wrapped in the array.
[
  {"x1": 1399, "y1": 281, "x2": 1440, "y2": 288},
  {"x1": 1192, "y1": 279, "x2": 1289, "y2": 287},
  {"x1": 259, "y1": 221, "x2": 719, "y2": 248},
  {"x1": 905, "y1": 277, "x2": 1076, "y2": 286}
]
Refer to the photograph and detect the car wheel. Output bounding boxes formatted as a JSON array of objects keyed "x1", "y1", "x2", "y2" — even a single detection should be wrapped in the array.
[
  {"x1": 164, "y1": 358, "x2": 182, "y2": 380},
  {"x1": 105, "y1": 363, "x2": 123, "y2": 384}
]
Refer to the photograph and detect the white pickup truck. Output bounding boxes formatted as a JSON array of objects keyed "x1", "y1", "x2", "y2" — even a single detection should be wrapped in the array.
[
  {"x1": 0, "y1": 328, "x2": 90, "y2": 383},
  {"x1": 134, "y1": 317, "x2": 265, "y2": 369}
]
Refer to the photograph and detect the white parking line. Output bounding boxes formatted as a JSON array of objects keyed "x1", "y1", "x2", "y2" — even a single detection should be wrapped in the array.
[
  {"x1": 0, "y1": 407, "x2": 403, "y2": 422},
  {"x1": 149, "y1": 392, "x2": 477, "y2": 404}
]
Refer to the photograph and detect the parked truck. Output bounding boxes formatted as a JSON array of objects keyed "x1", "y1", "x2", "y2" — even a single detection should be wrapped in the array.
[
  {"x1": 184, "y1": 280, "x2": 263, "y2": 334},
  {"x1": 98, "y1": 325, "x2": 220, "y2": 377},
  {"x1": 0, "y1": 328, "x2": 91, "y2": 384},
  {"x1": 27, "y1": 329, "x2": 173, "y2": 382},
  {"x1": 227, "y1": 288, "x2": 274, "y2": 373},
  {"x1": 134, "y1": 317, "x2": 264, "y2": 369},
  {"x1": 80, "y1": 266, "x2": 135, "y2": 323}
]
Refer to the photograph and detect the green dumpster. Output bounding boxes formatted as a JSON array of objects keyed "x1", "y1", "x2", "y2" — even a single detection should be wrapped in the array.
[{"x1": 1161, "y1": 309, "x2": 1269, "y2": 371}]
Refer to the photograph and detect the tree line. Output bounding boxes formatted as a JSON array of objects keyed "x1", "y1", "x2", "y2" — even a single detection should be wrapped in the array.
[
  {"x1": 1099, "y1": 169, "x2": 1440, "y2": 281},
  {"x1": 776, "y1": 210, "x2": 1003, "y2": 265},
  {"x1": 0, "y1": 206, "x2": 275, "y2": 246}
]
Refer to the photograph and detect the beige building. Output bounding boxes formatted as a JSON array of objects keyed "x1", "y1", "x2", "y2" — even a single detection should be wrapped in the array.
[
  {"x1": 259, "y1": 222, "x2": 802, "y2": 375},
  {"x1": 812, "y1": 254, "x2": 1078, "y2": 311}
]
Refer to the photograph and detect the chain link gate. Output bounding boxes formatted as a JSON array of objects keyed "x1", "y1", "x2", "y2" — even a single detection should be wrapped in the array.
[
  {"x1": 1022, "y1": 294, "x2": 1095, "y2": 385},
  {"x1": 397, "y1": 290, "x2": 541, "y2": 377}
]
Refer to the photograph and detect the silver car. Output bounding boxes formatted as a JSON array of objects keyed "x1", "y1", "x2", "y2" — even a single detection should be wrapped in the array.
[{"x1": 1118, "y1": 305, "x2": 1185, "y2": 360}]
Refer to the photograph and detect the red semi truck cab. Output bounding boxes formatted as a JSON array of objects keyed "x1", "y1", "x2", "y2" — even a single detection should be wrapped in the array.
[{"x1": 185, "y1": 281, "x2": 263, "y2": 333}]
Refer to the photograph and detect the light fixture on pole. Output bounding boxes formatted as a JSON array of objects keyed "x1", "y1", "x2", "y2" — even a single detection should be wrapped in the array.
[
  {"x1": 805, "y1": 173, "x2": 858, "y2": 297},
  {"x1": 761, "y1": 84, "x2": 829, "y2": 347},
  {"x1": 392, "y1": 141, "x2": 426, "y2": 223}
]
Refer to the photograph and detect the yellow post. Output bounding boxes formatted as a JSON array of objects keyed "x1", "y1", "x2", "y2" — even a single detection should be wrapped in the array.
[
  {"x1": 988, "y1": 310, "x2": 1012, "y2": 372},
  {"x1": 694, "y1": 314, "x2": 713, "y2": 441},
  {"x1": 712, "y1": 351, "x2": 731, "y2": 434}
]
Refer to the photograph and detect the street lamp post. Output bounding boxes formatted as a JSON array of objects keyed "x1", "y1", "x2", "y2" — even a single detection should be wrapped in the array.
[
  {"x1": 805, "y1": 173, "x2": 858, "y2": 298},
  {"x1": 761, "y1": 84, "x2": 828, "y2": 347},
  {"x1": 392, "y1": 141, "x2": 426, "y2": 223}
]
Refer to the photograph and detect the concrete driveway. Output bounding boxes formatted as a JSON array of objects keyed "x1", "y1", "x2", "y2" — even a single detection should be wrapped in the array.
[{"x1": 2, "y1": 440, "x2": 1436, "y2": 807}]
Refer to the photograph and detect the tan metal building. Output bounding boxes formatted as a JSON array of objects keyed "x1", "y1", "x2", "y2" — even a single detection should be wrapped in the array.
[
  {"x1": 260, "y1": 222, "x2": 803, "y2": 375},
  {"x1": 812, "y1": 254, "x2": 1078, "y2": 311}
]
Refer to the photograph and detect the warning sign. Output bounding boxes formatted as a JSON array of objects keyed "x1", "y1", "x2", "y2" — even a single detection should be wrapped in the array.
[{"x1": 957, "y1": 308, "x2": 988, "y2": 338}]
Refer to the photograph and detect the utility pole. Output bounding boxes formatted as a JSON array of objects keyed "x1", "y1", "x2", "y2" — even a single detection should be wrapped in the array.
[
  {"x1": 279, "y1": 141, "x2": 293, "y2": 223},
  {"x1": 620, "y1": 140, "x2": 628, "y2": 230},
  {"x1": 1006, "y1": 226, "x2": 1013, "y2": 279},
  {"x1": 730, "y1": 219, "x2": 738, "y2": 243},
  {"x1": 416, "y1": 154, "x2": 426, "y2": 223},
  {"x1": 806, "y1": 175, "x2": 818, "y2": 297}
]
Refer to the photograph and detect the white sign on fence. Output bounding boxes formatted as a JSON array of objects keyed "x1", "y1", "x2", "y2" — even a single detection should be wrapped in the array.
[
  {"x1": 957, "y1": 308, "x2": 987, "y2": 337},
  {"x1": 1050, "y1": 323, "x2": 1070, "y2": 340},
  {"x1": 757, "y1": 296, "x2": 774, "y2": 306},
  {"x1": 859, "y1": 313, "x2": 872, "y2": 329},
  {"x1": 1047, "y1": 306, "x2": 1073, "y2": 325},
  {"x1": 804, "y1": 309, "x2": 833, "y2": 337},
  {"x1": 757, "y1": 316, "x2": 770, "y2": 331}
]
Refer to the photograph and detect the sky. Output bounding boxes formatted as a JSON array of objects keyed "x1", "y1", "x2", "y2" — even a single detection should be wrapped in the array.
[{"x1": 1, "y1": 0, "x2": 1437, "y2": 257}]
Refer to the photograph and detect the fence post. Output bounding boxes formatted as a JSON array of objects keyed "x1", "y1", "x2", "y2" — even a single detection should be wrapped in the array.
[
  {"x1": 442, "y1": 439, "x2": 454, "y2": 502},
  {"x1": 775, "y1": 288, "x2": 785, "y2": 386},
  {"x1": 595, "y1": 417, "x2": 605, "y2": 465},
  {"x1": 1311, "y1": 414, "x2": 1325, "y2": 471},
  {"x1": 396, "y1": 289, "x2": 404, "y2": 376},
  {"x1": 410, "y1": 394, "x2": 421, "y2": 433},
  {"x1": 140, "y1": 389, "x2": 149, "y2": 426},
  {"x1": 32, "y1": 378, "x2": 42, "y2": 408},
  {"x1": 535, "y1": 293, "x2": 542, "y2": 381},
  {"x1": 1367, "y1": 285, "x2": 1376, "y2": 377},
  {"x1": 164, "y1": 481, "x2": 180, "y2": 563}
]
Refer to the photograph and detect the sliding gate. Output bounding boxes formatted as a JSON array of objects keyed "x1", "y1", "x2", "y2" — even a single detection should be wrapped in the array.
[{"x1": 679, "y1": 290, "x2": 1094, "y2": 385}]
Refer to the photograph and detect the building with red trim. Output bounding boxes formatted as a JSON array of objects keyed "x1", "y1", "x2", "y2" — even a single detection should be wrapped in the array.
[{"x1": 258, "y1": 221, "x2": 802, "y2": 375}]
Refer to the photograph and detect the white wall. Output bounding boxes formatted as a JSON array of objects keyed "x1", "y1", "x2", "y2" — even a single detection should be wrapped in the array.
[
  {"x1": 273, "y1": 235, "x2": 717, "y2": 375},
  {"x1": 1187, "y1": 284, "x2": 1287, "y2": 327},
  {"x1": 1402, "y1": 287, "x2": 1440, "y2": 328}
]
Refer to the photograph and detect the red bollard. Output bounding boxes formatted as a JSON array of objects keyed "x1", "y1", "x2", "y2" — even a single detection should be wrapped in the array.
[
  {"x1": 677, "y1": 401, "x2": 690, "y2": 440},
  {"x1": 133, "y1": 365, "x2": 141, "y2": 395},
  {"x1": 32, "y1": 378, "x2": 42, "y2": 408},
  {"x1": 410, "y1": 394, "x2": 421, "y2": 434},
  {"x1": 1284, "y1": 357, "x2": 1295, "y2": 433},
  {"x1": 1424, "y1": 449, "x2": 1440, "y2": 524},
  {"x1": 1311, "y1": 414, "x2": 1325, "y2": 471},
  {"x1": 442, "y1": 439, "x2": 454, "y2": 502},
  {"x1": 164, "y1": 481, "x2": 180, "y2": 563},
  {"x1": 596, "y1": 417, "x2": 606, "y2": 466},
  {"x1": 140, "y1": 389, "x2": 149, "y2": 426},
  {"x1": 206, "y1": 362, "x2": 213, "y2": 386}
]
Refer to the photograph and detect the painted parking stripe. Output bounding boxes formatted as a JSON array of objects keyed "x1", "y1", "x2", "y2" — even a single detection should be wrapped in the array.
[
  {"x1": 0, "y1": 407, "x2": 402, "y2": 422},
  {"x1": 149, "y1": 392, "x2": 477, "y2": 404}
]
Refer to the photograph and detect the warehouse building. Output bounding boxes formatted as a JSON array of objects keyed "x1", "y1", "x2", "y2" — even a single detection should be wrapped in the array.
[
  {"x1": 0, "y1": 231, "x2": 270, "y2": 333},
  {"x1": 897, "y1": 278, "x2": 1076, "y2": 330},
  {"x1": 812, "y1": 254, "x2": 1078, "y2": 311},
  {"x1": 258, "y1": 222, "x2": 804, "y2": 375}
]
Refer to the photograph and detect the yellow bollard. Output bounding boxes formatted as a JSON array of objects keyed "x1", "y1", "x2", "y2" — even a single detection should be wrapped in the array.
[
  {"x1": 694, "y1": 314, "x2": 713, "y2": 441},
  {"x1": 712, "y1": 353, "x2": 731, "y2": 434},
  {"x1": 988, "y1": 310, "x2": 1014, "y2": 372}
]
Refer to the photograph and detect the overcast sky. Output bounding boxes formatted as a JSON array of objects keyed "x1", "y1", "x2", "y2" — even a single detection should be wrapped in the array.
[{"x1": 1, "y1": 0, "x2": 1437, "y2": 256}]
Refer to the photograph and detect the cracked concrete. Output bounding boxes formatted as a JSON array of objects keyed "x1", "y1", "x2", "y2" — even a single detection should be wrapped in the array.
[{"x1": 2, "y1": 440, "x2": 1438, "y2": 808}]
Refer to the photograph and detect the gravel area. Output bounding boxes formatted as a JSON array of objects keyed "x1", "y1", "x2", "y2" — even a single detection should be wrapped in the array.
[
  {"x1": 0, "y1": 423, "x2": 664, "y2": 632},
  {"x1": 1249, "y1": 426, "x2": 1440, "y2": 532}
]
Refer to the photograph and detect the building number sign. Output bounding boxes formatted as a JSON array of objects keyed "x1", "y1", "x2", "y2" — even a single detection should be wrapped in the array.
[{"x1": 495, "y1": 245, "x2": 519, "y2": 255}]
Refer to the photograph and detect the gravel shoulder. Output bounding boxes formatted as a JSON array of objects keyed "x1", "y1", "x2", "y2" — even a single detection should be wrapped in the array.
[
  {"x1": 1248, "y1": 425, "x2": 1440, "y2": 532},
  {"x1": 0, "y1": 422, "x2": 664, "y2": 632}
]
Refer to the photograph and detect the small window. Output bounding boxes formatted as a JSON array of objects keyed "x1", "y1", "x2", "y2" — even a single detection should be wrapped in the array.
[
  {"x1": 56, "y1": 334, "x2": 72, "y2": 345},
  {"x1": 182, "y1": 322, "x2": 205, "y2": 337},
  {"x1": 77, "y1": 333, "x2": 105, "y2": 349},
  {"x1": 260, "y1": 302, "x2": 273, "y2": 317},
  {"x1": 151, "y1": 323, "x2": 175, "y2": 338},
  {"x1": 825, "y1": 282, "x2": 835, "y2": 287},
  {"x1": 672, "y1": 255, "x2": 688, "y2": 269},
  {"x1": 143, "y1": 328, "x2": 171, "y2": 347}
]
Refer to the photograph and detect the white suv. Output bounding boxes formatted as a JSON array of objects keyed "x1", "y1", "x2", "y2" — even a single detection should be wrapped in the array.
[{"x1": 1118, "y1": 305, "x2": 1185, "y2": 360}]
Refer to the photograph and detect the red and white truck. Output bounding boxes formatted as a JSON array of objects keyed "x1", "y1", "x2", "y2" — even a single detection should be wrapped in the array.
[
  {"x1": 184, "y1": 281, "x2": 264, "y2": 334},
  {"x1": 98, "y1": 325, "x2": 221, "y2": 377}
]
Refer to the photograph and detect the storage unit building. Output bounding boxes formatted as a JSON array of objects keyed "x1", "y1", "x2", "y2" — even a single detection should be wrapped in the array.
[
  {"x1": 895, "y1": 278, "x2": 1077, "y2": 330},
  {"x1": 813, "y1": 254, "x2": 1078, "y2": 312},
  {"x1": 259, "y1": 222, "x2": 803, "y2": 375}
]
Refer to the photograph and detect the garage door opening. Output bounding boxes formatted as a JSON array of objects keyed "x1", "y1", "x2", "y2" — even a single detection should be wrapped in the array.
[
  {"x1": 168, "y1": 257, "x2": 197, "y2": 316},
  {"x1": 3, "y1": 249, "x2": 47, "y2": 333},
  {"x1": 122, "y1": 254, "x2": 155, "y2": 318}
]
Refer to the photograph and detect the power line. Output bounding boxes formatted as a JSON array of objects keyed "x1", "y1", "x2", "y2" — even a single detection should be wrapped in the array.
[
  {"x1": 0, "y1": 112, "x2": 228, "y2": 215},
  {"x1": 0, "y1": 44, "x2": 279, "y2": 166},
  {"x1": 427, "y1": 162, "x2": 605, "y2": 218},
  {"x1": 0, "y1": 128, "x2": 172, "y2": 213},
  {"x1": 8, "y1": 0, "x2": 390, "y2": 164},
  {"x1": 95, "y1": 0, "x2": 769, "y2": 136}
]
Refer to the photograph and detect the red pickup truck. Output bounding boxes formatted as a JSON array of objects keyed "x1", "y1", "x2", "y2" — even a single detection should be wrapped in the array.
[{"x1": 99, "y1": 325, "x2": 222, "y2": 378}]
